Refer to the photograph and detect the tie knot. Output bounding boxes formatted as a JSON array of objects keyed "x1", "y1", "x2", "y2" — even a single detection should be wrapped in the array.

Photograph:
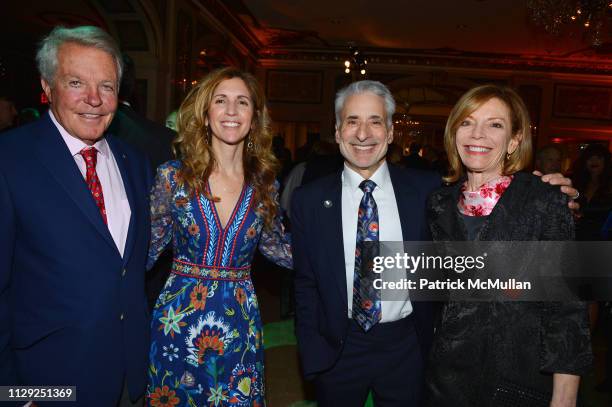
[
  {"x1": 80, "y1": 147, "x2": 98, "y2": 163},
  {"x1": 359, "y1": 179, "x2": 377, "y2": 194}
]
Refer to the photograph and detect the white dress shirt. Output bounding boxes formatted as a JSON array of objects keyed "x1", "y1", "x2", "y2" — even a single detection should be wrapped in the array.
[
  {"x1": 50, "y1": 111, "x2": 131, "y2": 256},
  {"x1": 342, "y1": 161, "x2": 412, "y2": 322}
]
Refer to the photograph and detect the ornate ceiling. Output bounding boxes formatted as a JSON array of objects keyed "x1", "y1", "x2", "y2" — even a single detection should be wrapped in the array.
[{"x1": 217, "y1": 0, "x2": 612, "y2": 73}]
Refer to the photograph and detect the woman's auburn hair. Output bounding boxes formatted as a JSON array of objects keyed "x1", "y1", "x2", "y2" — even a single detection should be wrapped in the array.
[
  {"x1": 443, "y1": 84, "x2": 533, "y2": 183},
  {"x1": 172, "y1": 67, "x2": 280, "y2": 229}
]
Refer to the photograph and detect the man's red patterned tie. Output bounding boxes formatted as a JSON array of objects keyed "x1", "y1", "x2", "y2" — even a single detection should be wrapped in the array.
[{"x1": 80, "y1": 147, "x2": 107, "y2": 224}]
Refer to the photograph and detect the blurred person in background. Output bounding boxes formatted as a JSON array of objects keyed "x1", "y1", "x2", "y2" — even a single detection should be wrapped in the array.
[
  {"x1": 295, "y1": 132, "x2": 320, "y2": 163},
  {"x1": 0, "y1": 95, "x2": 17, "y2": 132},
  {"x1": 281, "y1": 139, "x2": 344, "y2": 218},
  {"x1": 571, "y1": 143, "x2": 612, "y2": 393},
  {"x1": 165, "y1": 109, "x2": 178, "y2": 131},
  {"x1": 17, "y1": 107, "x2": 41, "y2": 125},
  {"x1": 107, "y1": 53, "x2": 174, "y2": 170},
  {"x1": 572, "y1": 143, "x2": 612, "y2": 241},
  {"x1": 421, "y1": 144, "x2": 448, "y2": 176},
  {"x1": 273, "y1": 134, "x2": 293, "y2": 183},
  {"x1": 386, "y1": 142, "x2": 405, "y2": 167},
  {"x1": 536, "y1": 144, "x2": 564, "y2": 175},
  {"x1": 403, "y1": 141, "x2": 430, "y2": 170}
]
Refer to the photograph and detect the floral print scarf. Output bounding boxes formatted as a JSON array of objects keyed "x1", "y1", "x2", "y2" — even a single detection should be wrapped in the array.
[{"x1": 458, "y1": 175, "x2": 513, "y2": 216}]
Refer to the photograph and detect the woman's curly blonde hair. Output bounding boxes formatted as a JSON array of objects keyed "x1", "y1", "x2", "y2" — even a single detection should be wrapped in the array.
[{"x1": 173, "y1": 67, "x2": 280, "y2": 229}]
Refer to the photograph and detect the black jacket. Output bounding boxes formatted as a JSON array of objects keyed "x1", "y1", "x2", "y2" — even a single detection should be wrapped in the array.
[{"x1": 425, "y1": 172, "x2": 592, "y2": 407}]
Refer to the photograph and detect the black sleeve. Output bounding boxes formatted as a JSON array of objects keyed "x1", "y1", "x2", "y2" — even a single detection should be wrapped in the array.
[{"x1": 539, "y1": 187, "x2": 593, "y2": 375}]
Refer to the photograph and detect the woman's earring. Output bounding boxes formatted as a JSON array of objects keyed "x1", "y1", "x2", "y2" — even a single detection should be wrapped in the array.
[
  {"x1": 247, "y1": 135, "x2": 254, "y2": 152},
  {"x1": 206, "y1": 125, "x2": 212, "y2": 145}
]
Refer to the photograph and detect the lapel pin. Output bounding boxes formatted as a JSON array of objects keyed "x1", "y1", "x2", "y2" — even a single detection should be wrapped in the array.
[
  {"x1": 323, "y1": 200, "x2": 333, "y2": 208},
  {"x1": 122, "y1": 154, "x2": 127, "y2": 159}
]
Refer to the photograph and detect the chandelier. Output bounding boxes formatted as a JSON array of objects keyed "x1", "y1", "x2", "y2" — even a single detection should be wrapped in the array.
[
  {"x1": 527, "y1": 0, "x2": 612, "y2": 46},
  {"x1": 343, "y1": 46, "x2": 368, "y2": 76}
]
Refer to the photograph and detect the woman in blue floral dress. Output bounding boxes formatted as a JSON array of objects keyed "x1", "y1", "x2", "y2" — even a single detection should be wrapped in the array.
[{"x1": 146, "y1": 67, "x2": 292, "y2": 407}]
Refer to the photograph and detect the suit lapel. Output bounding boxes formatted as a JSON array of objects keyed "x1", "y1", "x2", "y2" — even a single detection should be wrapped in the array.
[
  {"x1": 318, "y1": 172, "x2": 348, "y2": 306},
  {"x1": 106, "y1": 135, "x2": 137, "y2": 263},
  {"x1": 34, "y1": 114, "x2": 117, "y2": 251}
]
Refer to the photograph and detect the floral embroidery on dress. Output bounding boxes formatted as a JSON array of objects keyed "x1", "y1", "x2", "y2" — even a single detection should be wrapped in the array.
[{"x1": 146, "y1": 160, "x2": 292, "y2": 406}]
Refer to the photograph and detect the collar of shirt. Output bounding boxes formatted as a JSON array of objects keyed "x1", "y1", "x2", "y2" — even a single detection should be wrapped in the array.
[
  {"x1": 49, "y1": 110, "x2": 111, "y2": 159},
  {"x1": 341, "y1": 160, "x2": 391, "y2": 194}
]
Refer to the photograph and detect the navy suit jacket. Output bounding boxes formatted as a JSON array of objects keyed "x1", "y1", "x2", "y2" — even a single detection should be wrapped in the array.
[
  {"x1": 0, "y1": 113, "x2": 152, "y2": 406},
  {"x1": 292, "y1": 163, "x2": 440, "y2": 380}
]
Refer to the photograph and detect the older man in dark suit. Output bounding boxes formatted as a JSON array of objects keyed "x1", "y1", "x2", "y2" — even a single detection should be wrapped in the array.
[
  {"x1": 292, "y1": 80, "x2": 440, "y2": 407},
  {"x1": 0, "y1": 26, "x2": 151, "y2": 406}
]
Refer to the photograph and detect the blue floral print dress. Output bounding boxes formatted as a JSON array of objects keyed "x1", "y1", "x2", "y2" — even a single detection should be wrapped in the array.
[{"x1": 146, "y1": 160, "x2": 292, "y2": 407}]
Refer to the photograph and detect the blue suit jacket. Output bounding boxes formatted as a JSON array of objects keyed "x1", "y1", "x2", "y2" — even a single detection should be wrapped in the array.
[
  {"x1": 0, "y1": 114, "x2": 152, "y2": 405},
  {"x1": 292, "y1": 163, "x2": 440, "y2": 380}
]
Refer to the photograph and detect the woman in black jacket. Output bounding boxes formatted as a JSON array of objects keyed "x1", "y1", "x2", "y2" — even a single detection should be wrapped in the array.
[{"x1": 425, "y1": 85, "x2": 592, "y2": 407}]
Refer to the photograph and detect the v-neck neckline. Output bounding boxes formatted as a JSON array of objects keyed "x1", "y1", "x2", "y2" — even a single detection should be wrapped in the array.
[{"x1": 206, "y1": 180, "x2": 247, "y2": 232}]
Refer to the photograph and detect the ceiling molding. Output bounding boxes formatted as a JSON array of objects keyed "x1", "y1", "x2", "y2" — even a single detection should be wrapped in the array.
[
  {"x1": 192, "y1": 0, "x2": 261, "y2": 62},
  {"x1": 258, "y1": 48, "x2": 612, "y2": 76}
]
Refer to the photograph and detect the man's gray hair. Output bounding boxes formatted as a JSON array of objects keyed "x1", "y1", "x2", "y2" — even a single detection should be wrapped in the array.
[
  {"x1": 334, "y1": 80, "x2": 396, "y2": 129},
  {"x1": 36, "y1": 26, "x2": 123, "y2": 85}
]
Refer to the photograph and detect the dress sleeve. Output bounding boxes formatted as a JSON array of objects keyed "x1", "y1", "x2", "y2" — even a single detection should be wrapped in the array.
[
  {"x1": 258, "y1": 182, "x2": 293, "y2": 269},
  {"x1": 539, "y1": 188, "x2": 593, "y2": 375},
  {"x1": 147, "y1": 162, "x2": 176, "y2": 270}
]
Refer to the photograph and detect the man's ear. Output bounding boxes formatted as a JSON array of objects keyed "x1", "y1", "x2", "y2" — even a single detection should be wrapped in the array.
[
  {"x1": 41, "y1": 78, "x2": 52, "y2": 104},
  {"x1": 387, "y1": 125, "x2": 394, "y2": 144},
  {"x1": 334, "y1": 125, "x2": 341, "y2": 144}
]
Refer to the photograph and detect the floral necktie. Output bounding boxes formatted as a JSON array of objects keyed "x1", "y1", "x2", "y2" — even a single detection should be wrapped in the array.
[{"x1": 352, "y1": 179, "x2": 381, "y2": 331}]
